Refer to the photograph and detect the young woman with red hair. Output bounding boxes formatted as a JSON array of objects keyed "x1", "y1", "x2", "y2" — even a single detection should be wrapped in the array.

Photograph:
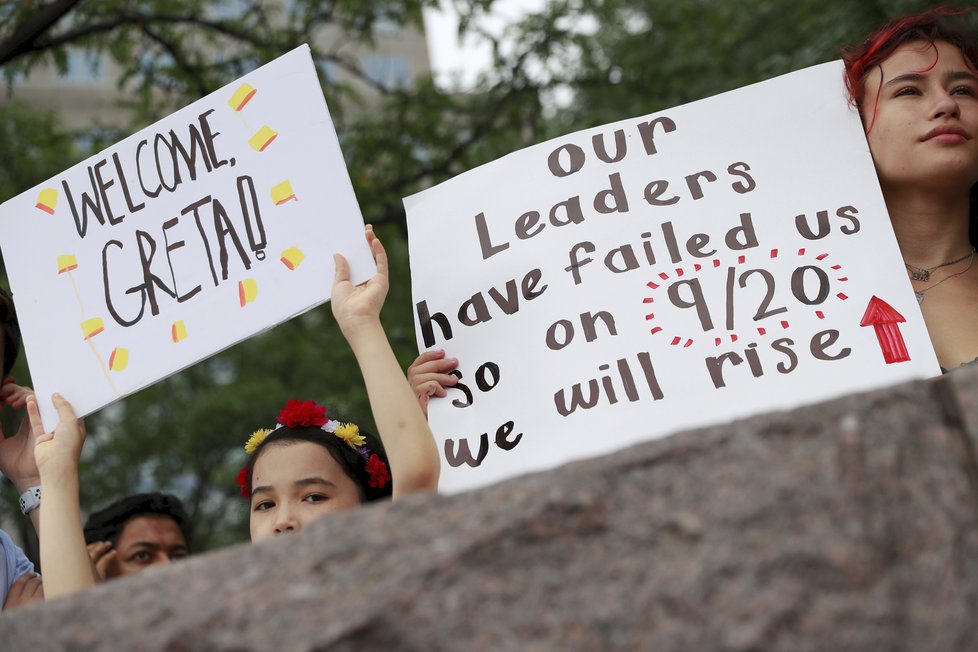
[{"x1": 843, "y1": 6, "x2": 978, "y2": 371}]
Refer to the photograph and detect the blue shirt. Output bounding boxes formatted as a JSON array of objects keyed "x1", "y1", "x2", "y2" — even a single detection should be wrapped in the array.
[{"x1": 0, "y1": 528, "x2": 34, "y2": 607}]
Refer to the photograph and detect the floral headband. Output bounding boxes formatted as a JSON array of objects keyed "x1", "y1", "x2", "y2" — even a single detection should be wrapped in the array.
[{"x1": 235, "y1": 399, "x2": 391, "y2": 498}]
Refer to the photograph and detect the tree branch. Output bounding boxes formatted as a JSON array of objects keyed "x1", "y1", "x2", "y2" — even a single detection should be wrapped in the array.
[
  {"x1": 0, "y1": 0, "x2": 84, "y2": 67},
  {"x1": 8, "y1": 12, "x2": 277, "y2": 65},
  {"x1": 141, "y1": 25, "x2": 211, "y2": 99}
]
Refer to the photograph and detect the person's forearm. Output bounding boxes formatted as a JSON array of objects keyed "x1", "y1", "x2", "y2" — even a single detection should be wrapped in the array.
[
  {"x1": 344, "y1": 319, "x2": 440, "y2": 495},
  {"x1": 26, "y1": 504, "x2": 39, "y2": 537},
  {"x1": 38, "y1": 468, "x2": 94, "y2": 599}
]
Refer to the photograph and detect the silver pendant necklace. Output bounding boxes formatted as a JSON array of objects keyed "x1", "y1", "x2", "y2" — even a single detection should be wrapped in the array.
[
  {"x1": 905, "y1": 247, "x2": 975, "y2": 282},
  {"x1": 913, "y1": 249, "x2": 975, "y2": 304}
]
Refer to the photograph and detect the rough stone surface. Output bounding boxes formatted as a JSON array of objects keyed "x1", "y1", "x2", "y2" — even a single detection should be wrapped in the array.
[{"x1": 4, "y1": 368, "x2": 978, "y2": 651}]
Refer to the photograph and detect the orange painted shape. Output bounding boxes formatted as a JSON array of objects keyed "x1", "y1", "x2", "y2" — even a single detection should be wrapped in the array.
[
  {"x1": 248, "y1": 126, "x2": 278, "y2": 152},
  {"x1": 238, "y1": 278, "x2": 258, "y2": 306},
  {"x1": 35, "y1": 188, "x2": 58, "y2": 214},
  {"x1": 271, "y1": 180, "x2": 297, "y2": 205},
  {"x1": 57, "y1": 254, "x2": 78, "y2": 273},
  {"x1": 228, "y1": 83, "x2": 257, "y2": 111},
  {"x1": 81, "y1": 317, "x2": 104, "y2": 340},
  {"x1": 108, "y1": 347, "x2": 129, "y2": 371},
  {"x1": 171, "y1": 320, "x2": 188, "y2": 343},
  {"x1": 280, "y1": 246, "x2": 304, "y2": 271}
]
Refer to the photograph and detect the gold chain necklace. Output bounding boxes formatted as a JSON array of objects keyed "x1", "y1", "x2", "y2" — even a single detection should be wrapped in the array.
[
  {"x1": 913, "y1": 249, "x2": 975, "y2": 304},
  {"x1": 905, "y1": 247, "x2": 976, "y2": 281}
]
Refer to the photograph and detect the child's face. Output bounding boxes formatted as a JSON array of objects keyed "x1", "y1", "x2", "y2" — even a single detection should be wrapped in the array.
[{"x1": 249, "y1": 441, "x2": 363, "y2": 542}]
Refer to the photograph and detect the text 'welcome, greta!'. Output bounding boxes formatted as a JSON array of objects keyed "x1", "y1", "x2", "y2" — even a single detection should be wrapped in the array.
[{"x1": 59, "y1": 109, "x2": 268, "y2": 328}]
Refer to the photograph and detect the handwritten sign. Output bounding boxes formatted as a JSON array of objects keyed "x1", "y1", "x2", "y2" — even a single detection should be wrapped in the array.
[
  {"x1": 406, "y1": 61, "x2": 941, "y2": 493},
  {"x1": 0, "y1": 45, "x2": 373, "y2": 428}
]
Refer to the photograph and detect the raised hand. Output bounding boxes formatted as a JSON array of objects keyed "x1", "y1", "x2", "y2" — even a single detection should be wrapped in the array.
[
  {"x1": 331, "y1": 225, "x2": 389, "y2": 340},
  {"x1": 29, "y1": 393, "x2": 85, "y2": 477},
  {"x1": 87, "y1": 541, "x2": 117, "y2": 581},
  {"x1": 0, "y1": 379, "x2": 38, "y2": 493},
  {"x1": 407, "y1": 350, "x2": 459, "y2": 418}
]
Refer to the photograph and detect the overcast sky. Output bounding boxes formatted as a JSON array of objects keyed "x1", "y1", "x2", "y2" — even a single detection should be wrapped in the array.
[{"x1": 422, "y1": 0, "x2": 546, "y2": 90}]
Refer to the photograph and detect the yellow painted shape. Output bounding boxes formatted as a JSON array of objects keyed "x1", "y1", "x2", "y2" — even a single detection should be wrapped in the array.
[
  {"x1": 57, "y1": 254, "x2": 78, "y2": 273},
  {"x1": 36, "y1": 188, "x2": 58, "y2": 214},
  {"x1": 271, "y1": 180, "x2": 297, "y2": 205},
  {"x1": 248, "y1": 126, "x2": 277, "y2": 152},
  {"x1": 280, "y1": 246, "x2": 304, "y2": 271},
  {"x1": 171, "y1": 320, "x2": 188, "y2": 343},
  {"x1": 108, "y1": 347, "x2": 128, "y2": 371},
  {"x1": 238, "y1": 278, "x2": 258, "y2": 306},
  {"x1": 228, "y1": 83, "x2": 256, "y2": 111},
  {"x1": 80, "y1": 317, "x2": 104, "y2": 340}
]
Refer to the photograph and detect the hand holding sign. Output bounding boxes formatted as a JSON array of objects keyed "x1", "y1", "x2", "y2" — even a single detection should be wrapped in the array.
[
  {"x1": 332, "y1": 225, "x2": 389, "y2": 341},
  {"x1": 407, "y1": 350, "x2": 459, "y2": 418}
]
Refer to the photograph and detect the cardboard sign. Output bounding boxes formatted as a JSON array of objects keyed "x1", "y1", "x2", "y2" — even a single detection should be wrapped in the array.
[
  {"x1": 406, "y1": 61, "x2": 941, "y2": 493},
  {"x1": 0, "y1": 45, "x2": 374, "y2": 428}
]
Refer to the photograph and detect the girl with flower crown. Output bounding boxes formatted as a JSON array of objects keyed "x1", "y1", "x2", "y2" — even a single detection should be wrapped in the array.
[{"x1": 238, "y1": 225, "x2": 440, "y2": 542}]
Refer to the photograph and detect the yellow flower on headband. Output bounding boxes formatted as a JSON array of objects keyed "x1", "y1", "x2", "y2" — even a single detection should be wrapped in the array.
[
  {"x1": 334, "y1": 423, "x2": 365, "y2": 449},
  {"x1": 245, "y1": 428, "x2": 271, "y2": 455}
]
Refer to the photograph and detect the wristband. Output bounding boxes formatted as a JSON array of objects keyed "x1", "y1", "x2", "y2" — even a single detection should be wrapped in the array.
[{"x1": 18, "y1": 486, "x2": 41, "y2": 515}]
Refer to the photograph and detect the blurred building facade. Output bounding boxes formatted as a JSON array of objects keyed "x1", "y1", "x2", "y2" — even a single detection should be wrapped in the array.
[{"x1": 2, "y1": 8, "x2": 431, "y2": 132}]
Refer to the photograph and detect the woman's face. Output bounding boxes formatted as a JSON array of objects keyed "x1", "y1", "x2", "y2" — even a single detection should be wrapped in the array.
[
  {"x1": 249, "y1": 441, "x2": 363, "y2": 543},
  {"x1": 864, "y1": 40, "x2": 978, "y2": 192}
]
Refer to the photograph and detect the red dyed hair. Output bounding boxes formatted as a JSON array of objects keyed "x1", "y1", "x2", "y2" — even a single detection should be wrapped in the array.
[{"x1": 842, "y1": 5, "x2": 978, "y2": 130}]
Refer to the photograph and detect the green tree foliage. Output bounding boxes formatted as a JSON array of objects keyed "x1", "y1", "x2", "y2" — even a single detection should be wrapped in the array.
[
  {"x1": 0, "y1": 0, "x2": 973, "y2": 554},
  {"x1": 453, "y1": 0, "x2": 978, "y2": 137},
  {"x1": 0, "y1": 101, "x2": 79, "y2": 200}
]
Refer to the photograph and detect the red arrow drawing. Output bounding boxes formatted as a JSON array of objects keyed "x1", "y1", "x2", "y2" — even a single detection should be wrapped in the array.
[{"x1": 859, "y1": 296, "x2": 910, "y2": 364}]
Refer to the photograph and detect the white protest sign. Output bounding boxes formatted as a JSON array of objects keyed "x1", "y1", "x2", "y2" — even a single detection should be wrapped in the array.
[
  {"x1": 0, "y1": 45, "x2": 374, "y2": 428},
  {"x1": 406, "y1": 61, "x2": 941, "y2": 494}
]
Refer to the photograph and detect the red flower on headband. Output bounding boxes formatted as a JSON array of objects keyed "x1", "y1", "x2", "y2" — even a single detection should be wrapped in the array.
[
  {"x1": 365, "y1": 454, "x2": 391, "y2": 489},
  {"x1": 277, "y1": 399, "x2": 327, "y2": 428},
  {"x1": 236, "y1": 465, "x2": 250, "y2": 498}
]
